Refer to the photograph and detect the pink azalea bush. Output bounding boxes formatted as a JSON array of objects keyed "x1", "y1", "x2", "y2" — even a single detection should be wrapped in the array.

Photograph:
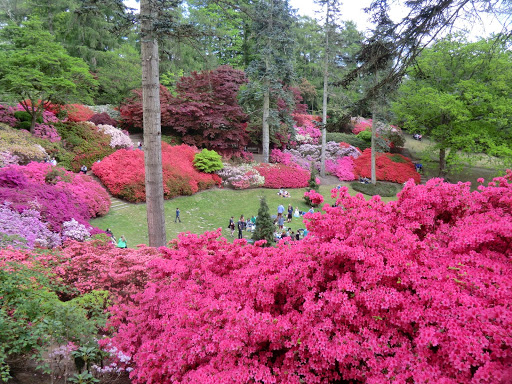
[
  {"x1": 351, "y1": 116, "x2": 373, "y2": 134},
  {"x1": 325, "y1": 156, "x2": 356, "y2": 181},
  {"x1": 0, "y1": 163, "x2": 109, "y2": 241},
  {"x1": 99, "y1": 171, "x2": 512, "y2": 383},
  {"x1": 33, "y1": 123, "x2": 61, "y2": 142},
  {"x1": 303, "y1": 190, "x2": 324, "y2": 205},
  {"x1": 254, "y1": 163, "x2": 310, "y2": 188},
  {"x1": 0, "y1": 104, "x2": 17, "y2": 127}
]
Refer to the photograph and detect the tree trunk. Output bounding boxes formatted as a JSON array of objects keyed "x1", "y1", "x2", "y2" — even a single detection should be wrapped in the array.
[
  {"x1": 262, "y1": 78, "x2": 270, "y2": 163},
  {"x1": 320, "y1": 3, "x2": 329, "y2": 177},
  {"x1": 141, "y1": 0, "x2": 166, "y2": 247},
  {"x1": 370, "y1": 110, "x2": 377, "y2": 184},
  {"x1": 439, "y1": 147, "x2": 447, "y2": 178},
  {"x1": 30, "y1": 108, "x2": 37, "y2": 134}
]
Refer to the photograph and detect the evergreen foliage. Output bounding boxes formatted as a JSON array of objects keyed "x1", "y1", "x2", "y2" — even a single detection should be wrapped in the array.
[
  {"x1": 193, "y1": 149, "x2": 223, "y2": 173},
  {"x1": 252, "y1": 197, "x2": 274, "y2": 246}
]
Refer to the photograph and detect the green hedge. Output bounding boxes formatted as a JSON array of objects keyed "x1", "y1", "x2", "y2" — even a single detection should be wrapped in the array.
[
  {"x1": 351, "y1": 181, "x2": 400, "y2": 197},
  {"x1": 325, "y1": 132, "x2": 371, "y2": 150}
]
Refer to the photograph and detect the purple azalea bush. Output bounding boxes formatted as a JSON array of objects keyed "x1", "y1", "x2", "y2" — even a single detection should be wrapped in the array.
[{"x1": 0, "y1": 203, "x2": 61, "y2": 249}]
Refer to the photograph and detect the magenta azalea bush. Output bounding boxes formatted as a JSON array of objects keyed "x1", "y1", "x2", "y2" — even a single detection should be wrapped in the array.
[
  {"x1": 0, "y1": 163, "x2": 109, "y2": 243},
  {"x1": 325, "y1": 156, "x2": 356, "y2": 181},
  {"x1": 99, "y1": 171, "x2": 512, "y2": 384},
  {"x1": 303, "y1": 190, "x2": 324, "y2": 205}
]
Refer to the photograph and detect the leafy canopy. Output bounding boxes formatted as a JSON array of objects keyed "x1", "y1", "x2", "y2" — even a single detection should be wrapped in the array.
[
  {"x1": 393, "y1": 35, "x2": 512, "y2": 174},
  {"x1": 0, "y1": 19, "x2": 97, "y2": 130}
]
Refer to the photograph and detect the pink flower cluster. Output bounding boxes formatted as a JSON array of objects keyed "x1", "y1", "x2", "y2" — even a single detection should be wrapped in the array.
[
  {"x1": 351, "y1": 116, "x2": 373, "y2": 134},
  {"x1": 325, "y1": 156, "x2": 356, "y2": 181},
  {"x1": 303, "y1": 190, "x2": 324, "y2": 205},
  {"x1": 96, "y1": 171, "x2": 512, "y2": 383},
  {"x1": 33, "y1": 123, "x2": 61, "y2": 142},
  {"x1": 254, "y1": 163, "x2": 310, "y2": 188}
]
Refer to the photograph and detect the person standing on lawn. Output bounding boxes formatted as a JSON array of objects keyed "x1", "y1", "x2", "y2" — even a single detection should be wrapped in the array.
[
  {"x1": 287, "y1": 204, "x2": 293, "y2": 223},
  {"x1": 237, "y1": 217, "x2": 244, "y2": 239},
  {"x1": 175, "y1": 207, "x2": 181, "y2": 223}
]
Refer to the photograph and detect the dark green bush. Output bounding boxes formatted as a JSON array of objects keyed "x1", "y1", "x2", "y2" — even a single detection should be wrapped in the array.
[
  {"x1": 351, "y1": 181, "x2": 400, "y2": 197},
  {"x1": 357, "y1": 130, "x2": 372, "y2": 142},
  {"x1": 325, "y1": 132, "x2": 371, "y2": 150},
  {"x1": 13, "y1": 111, "x2": 32, "y2": 122}
]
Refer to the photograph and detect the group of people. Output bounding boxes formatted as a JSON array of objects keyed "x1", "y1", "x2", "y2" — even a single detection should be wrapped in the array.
[
  {"x1": 413, "y1": 133, "x2": 422, "y2": 141},
  {"x1": 229, "y1": 215, "x2": 257, "y2": 239},
  {"x1": 277, "y1": 188, "x2": 291, "y2": 198},
  {"x1": 274, "y1": 227, "x2": 308, "y2": 242},
  {"x1": 44, "y1": 156, "x2": 58, "y2": 166},
  {"x1": 105, "y1": 228, "x2": 127, "y2": 248}
]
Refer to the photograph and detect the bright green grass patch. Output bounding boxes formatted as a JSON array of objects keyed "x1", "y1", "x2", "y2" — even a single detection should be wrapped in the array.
[{"x1": 90, "y1": 183, "x2": 397, "y2": 247}]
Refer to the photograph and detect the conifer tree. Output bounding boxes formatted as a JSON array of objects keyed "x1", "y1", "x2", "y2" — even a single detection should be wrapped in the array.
[{"x1": 252, "y1": 197, "x2": 274, "y2": 246}]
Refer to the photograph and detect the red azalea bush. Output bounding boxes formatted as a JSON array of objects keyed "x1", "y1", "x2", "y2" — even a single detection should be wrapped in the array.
[
  {"x1": 354, "y1": 149, "x2": 420, "y2": 184},
  {"x1": 303, "y1": 190, "x2": 324, "y2": 205},
  {"x1": 46, "y1": 103, "x2": 95, "y2": 122},
  {"x1": 104, "y1": 172, "x2": 512, "y2": 384},
  {"x1": 92, "y1": 143, "x2": 221, "y2": 202},
  {"x1": 254, "y1": 163, "x2": 310, "y2": 188}
]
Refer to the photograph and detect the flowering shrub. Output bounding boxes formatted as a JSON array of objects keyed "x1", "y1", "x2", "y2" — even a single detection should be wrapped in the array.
[
  {"x1": 351, "y1": 116, "x2": 373, "y2": 134},
  {"x1": 254, "y1": 163, "x2": 310, "y2": 188},
  {"x1": 294, "y1": 123, "x2": 322, "y2": 145},
  {"x1": 271, "y1": 142, "x2": 360, "y2": 173},
  {"x1": 102, "y1": 172, "x2": 512, "y2": 383},
  {"x1": 0, "y1": 241, "x2": 162, "y2": 301},
  {"x1": 46, "y1": 103, "x2": 95, "y2": 122},
  {"x1": 303, "y1": 190, "x2": 324, "y2": 205},
  {"x1": 0, "y1": 124, "x2": 47, "y2": 166},
  {"x1": 216, "y1": 163, "x2": 265, "y2": 189},
  {"x1": 0, "y1": 104, "x2": 17, "y2": 127},
  {"x1": 62, "y1": 219, "x2": 91, "y2": 242},
  {"x1": 0, "y1": 204, "x2": 61, "y2": 248},
  {"x1": 354, "y1": 149, "x2": 421, "y2": 184},
  {"x1": 55, "y1": 121, "x2": 116, "y2": 171},
  {"x1": 33, "y1": 123, "x2": 61, "y2": 142},
  {"x1": 92, "y1": 143, "x2": 221, "y2": 202},
  {"x1": 10, "y1": 162, "x2": 110, "y2": 218},
  {"x1": 96, "y1": 124, "x2": 133, "y2": 149},
  {"x1": 325, "y1": 156, "x2": 356, "y2": 181}
]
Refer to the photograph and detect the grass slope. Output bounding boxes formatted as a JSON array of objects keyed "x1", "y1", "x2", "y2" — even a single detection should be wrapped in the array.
[{"x1": 91, "y1": 184, "x2": 397, "y2": 247}]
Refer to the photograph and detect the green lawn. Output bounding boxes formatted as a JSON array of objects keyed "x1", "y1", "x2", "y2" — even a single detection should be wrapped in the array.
[{"x1": 90, "y1": 183, "x2": 397, "y2": 247}]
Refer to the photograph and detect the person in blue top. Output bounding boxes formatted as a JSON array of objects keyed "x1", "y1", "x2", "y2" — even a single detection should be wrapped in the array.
[
  {"x1": 277, "y1": 204, "x2": 285, "y2": 216},
  {"x1": 175, "y1": 207, "x2": 181, "y2": 223}
]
